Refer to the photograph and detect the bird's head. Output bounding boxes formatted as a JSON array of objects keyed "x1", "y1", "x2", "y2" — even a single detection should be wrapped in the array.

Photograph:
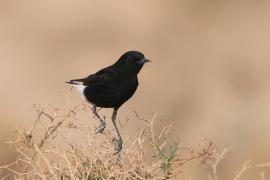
[{"x1": 114, "y1": 51, "x2": 150, "y2": 74}]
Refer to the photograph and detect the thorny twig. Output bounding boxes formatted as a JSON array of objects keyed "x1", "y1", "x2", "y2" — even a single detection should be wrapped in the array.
[{"x1": 233, "y1": 160, "x2": 270, "y2": 180}]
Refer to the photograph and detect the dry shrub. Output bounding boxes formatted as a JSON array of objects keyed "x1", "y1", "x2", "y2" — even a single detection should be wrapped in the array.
[
  {"x1": 2, "y1": 103, "x2": 269, "y2": 179},
  {"x1": 0, "y1": 103, "x2": 216, "y2": 179}
]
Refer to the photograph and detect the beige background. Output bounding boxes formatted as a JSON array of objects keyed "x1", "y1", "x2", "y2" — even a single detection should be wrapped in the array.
[{"x1": 1, "y1": 0, "x2": 270, "y2": 179}]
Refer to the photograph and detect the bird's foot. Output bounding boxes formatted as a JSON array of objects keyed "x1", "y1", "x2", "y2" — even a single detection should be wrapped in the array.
[
  {"x1": 112, "y1": 138, "x2": 122, "y2": 155},
  {"x1": 95, "y1": 120, "x2": 106, "y2": 134}
]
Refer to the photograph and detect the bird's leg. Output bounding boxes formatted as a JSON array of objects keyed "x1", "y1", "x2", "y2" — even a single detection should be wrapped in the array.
[
  {"x1": 92, "y1": 105, "x2": 106, "y2": 133},
  {"x1": 111, "y1": 109, "x2": 122, "y2": 155}
]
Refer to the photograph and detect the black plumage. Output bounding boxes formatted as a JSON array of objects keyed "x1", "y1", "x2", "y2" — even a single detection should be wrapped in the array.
[{"x1": 66, "y1": 51, "x2": 150, "y2": 154}]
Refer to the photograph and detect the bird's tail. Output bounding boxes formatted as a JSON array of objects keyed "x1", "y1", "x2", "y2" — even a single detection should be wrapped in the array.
[{"x1": 65, "y1": 78, "x2": 86, "y2": 85}]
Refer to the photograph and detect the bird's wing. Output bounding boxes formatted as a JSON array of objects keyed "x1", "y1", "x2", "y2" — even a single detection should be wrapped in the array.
[{"x1": 83, "y1": 67, "x2": 115, "y2": 88}]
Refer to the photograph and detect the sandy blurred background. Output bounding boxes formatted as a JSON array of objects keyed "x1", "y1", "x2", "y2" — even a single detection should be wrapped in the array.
[{"x1": 1, "y1": 0, "x2": 270, "y2": 179}]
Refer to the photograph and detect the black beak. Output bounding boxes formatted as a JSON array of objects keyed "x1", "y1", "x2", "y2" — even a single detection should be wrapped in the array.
[{"x1": 139, "y1": 58, "x2": 151, "y2": 64}]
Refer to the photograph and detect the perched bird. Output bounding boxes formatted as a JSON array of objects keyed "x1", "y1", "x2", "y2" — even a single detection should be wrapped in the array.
[{"x1": 66, "y1": 51, "x2": 150, "y2": 154}]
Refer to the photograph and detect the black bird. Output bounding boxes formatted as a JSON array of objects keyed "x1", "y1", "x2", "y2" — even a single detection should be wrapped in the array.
[{"x1": 66, "y1": 51, "x2": 150, "y2": 154}]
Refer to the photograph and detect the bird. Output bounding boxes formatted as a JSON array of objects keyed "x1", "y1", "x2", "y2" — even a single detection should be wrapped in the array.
[{"x1": 65, "y1": 51, "x2": 150, "y2": 155}]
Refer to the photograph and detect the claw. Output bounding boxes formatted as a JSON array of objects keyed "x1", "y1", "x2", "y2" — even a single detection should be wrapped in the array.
[
  {"x1": 113, "y1": 138, "x2": 122, "y2": 155},
  {"x1": 95, "y1": 120, "x2": 106, "y2": 133}
]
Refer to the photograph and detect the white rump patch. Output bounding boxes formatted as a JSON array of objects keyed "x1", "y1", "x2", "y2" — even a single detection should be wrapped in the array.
[{"x1": 68, "y1": 84, "x2": 87, "y2": 101}]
